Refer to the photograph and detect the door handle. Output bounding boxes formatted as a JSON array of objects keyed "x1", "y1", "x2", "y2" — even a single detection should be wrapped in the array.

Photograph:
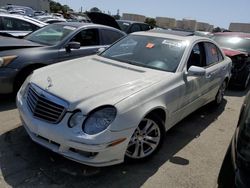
[{"x1": 206, "y1": 73, "x2": 212, "y2": 79}]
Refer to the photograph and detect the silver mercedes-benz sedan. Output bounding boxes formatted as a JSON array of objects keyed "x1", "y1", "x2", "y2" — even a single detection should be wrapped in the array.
[{"x1": 17, "y1": 30, "x2": 232, "y2": 167}]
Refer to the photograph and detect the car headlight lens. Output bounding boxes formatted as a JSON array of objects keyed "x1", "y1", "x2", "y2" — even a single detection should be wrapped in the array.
[
  {"x1": 68, "y1": 111, "x2": 84, "y2": 128},
  {"x1": 83, "y1": 106, "x2": 117, "y2": 135},
  {"x1": 0, "y1": 56, "x2": 17, "y2": 67}
]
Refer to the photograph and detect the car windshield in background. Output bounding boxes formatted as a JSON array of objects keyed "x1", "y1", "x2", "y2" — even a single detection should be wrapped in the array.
[
  {"x1": 213, "y1": 35, "x2": 250, "y2": 53},
  {"x1": 25, "y1": 24, "x2": 76, "y2": 45},
  {"x1": 101, "y1": 35, "x2": 187, "y2": 72},
  {"x1": 117, "y1": 21, "x2": 131, "y2": 32}
]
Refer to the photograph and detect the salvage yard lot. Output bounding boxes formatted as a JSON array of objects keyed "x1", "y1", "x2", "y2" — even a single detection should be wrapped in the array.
[{"x1": 0, "y1": 88, "x2": 248, "y2": 188}]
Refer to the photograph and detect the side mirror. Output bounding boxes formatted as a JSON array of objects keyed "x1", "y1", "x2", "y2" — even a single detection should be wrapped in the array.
[
  {"x1": 65, "y1": 42, "x2": 80, "y2": 52},
  {"x1": 97, "y1": 47, "x2": 106, "y2": 54},
  {"x1": 187, "y1": 66, "x2": 206, "y2": 77}
]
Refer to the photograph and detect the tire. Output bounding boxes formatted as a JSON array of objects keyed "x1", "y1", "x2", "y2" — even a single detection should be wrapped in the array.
[
  {"x1": 14, "y1": 71, "x2": 32, "y2": 94},
  {"x1": 125, "y1": 115, "x2": 165, "y2": 162},
  {"x1": 213, "y1": 81, "x2": 226, "y2": 107},
  {"x1": 241, "y1": 70, "x2": 250, "y2": 90}
]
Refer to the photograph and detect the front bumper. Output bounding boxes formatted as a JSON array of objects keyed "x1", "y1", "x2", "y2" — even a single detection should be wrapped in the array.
[
  {"x1": 17, "y1": 92, "x2": 135, "y2": 167},
  {"x1": 0, "y1": 67, "x2": 18, "y2": 94}
]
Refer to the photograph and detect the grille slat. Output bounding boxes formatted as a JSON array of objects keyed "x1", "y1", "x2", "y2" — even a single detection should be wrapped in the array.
[{"x1": 26, "y1": 84, "x2": 67, "y2": 124}]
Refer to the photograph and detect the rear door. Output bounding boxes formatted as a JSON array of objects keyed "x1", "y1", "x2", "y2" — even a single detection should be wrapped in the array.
[{"x1": 203, "y1": 42, "x2": 226, "y2": 101}]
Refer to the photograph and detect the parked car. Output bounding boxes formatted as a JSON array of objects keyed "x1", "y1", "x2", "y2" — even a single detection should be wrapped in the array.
[
  {"x1": 0, "y1": 22, "x2": 125, "y2": 94},
  {"x1": 0, "y1": 13, "x2": 47, "y2": 38},
  {"x1": 212, "y1": 32, "x2": 250, "y2": 89},
  {"x1": 17, "y1": 30, "x2": 232, "y2": 167},
  {"x1": 1, "y1": 5, "x2": 35, "y2": 16},
  {"x1": 218, "y1": 91, "x2": 250, "y2": 188},
  {"x1": 86, "y1": 12, "x2": 152, "y2": 34},
  {"x1": 116, "y1": 20, "x2": 152, "y2": 34}
]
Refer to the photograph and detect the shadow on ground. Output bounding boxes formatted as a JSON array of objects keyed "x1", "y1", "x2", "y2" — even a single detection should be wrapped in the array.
[
  {"x1": 0, "y1": 94, "x2": 16, "y2": 112},
  {"x1": 0, "y1": 99, "x2": 227, "y2": 188}
]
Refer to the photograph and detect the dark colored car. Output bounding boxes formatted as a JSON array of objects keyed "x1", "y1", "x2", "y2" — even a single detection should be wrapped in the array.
[
  {"x1": 116, "y1": 20, "x2": 152, "y2": 34},
  {"x1": 213, "y1": 32, "x2": 250, "y2": 89},
  {"x1": 218, "y1": 91, "x2": 250, "y2": 188},
  {"x1": 0, "y1": 22, "x2": 125, "y2": 94}
]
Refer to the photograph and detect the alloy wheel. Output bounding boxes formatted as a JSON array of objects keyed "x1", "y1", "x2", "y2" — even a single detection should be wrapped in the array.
[{"x1": 126, "y1": 118, "x2": 161, "y2": 159}]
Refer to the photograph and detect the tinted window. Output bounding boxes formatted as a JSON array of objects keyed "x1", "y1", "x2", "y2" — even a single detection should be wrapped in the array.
[
  {"x1": 117, "y1": 21, "x2": 130, "y2": 32},
  {"x1": 101, "y1": 35, "x2": 187, "y2": 72},
  {"x1": 140, "y1": 24, "x2": 151, "y2": 31},
  {"x1": 71, "y1": 29, "x2": 99, "y2": 46},
  {"x1": 100, "y1": 29, "x2": 124, "y2": 45},
  {"x1": 187, "y1": 43, "x2": 205, "y2": 70},
  {"x1": 2, "y1": 17, "x2": 34, "y2": 31},
  {"x1": 204, "y1": 42, "x2": 220, "y2": 66},
  {"x1": 130, "y1": 24, "x2": 141, "y2": 33}
]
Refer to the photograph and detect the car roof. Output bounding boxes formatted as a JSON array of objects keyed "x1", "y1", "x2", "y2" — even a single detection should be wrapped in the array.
[
  {"x1": 53, "y1": 22, "x2": 126, "y2": 32},
  {"x1": 117, "y1": 20, "x2": 147, "y2": 24},
  {"x1": 132, "y1": 29, "x2": 209, "y2": 42},
  {"x1": 214, "y1": 32, "x2": 250, "y2": 38},
  {"x1": 0, "y1": 13, "x2": 47, "y2": 26}
]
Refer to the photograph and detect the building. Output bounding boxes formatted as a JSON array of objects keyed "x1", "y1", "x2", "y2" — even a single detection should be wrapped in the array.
[
  {"x1": 156, "y1": 17, "x2": 176, "y2": 29},
  {"x1": 122, "y1": 13, "x2": 146, "y2": 22},
  {"x1": 0, "y1": 0, "x2": 50, "y2": 12},
  {"x1": 182, "y1": 19, "x2": 197, "y2": 31},
  {"x1": 229, "y1": 23, "x2": 250, "y2": 33},
  {"x1": 196, "y1": 22, "x2": 211, "y2": 31}
]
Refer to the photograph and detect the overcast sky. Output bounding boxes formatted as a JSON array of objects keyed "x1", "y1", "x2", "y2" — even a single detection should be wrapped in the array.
[{"x1": 56, "y1": 0, "x2": 250, "y2": 28}]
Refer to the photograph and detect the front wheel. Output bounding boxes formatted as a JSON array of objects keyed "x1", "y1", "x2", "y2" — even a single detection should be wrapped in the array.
[
  {"x1": 125, "y1": 115, "x2": 164, "y2": 162},
  {"x1": 213, "y1": 81, "x2": 226, "y2": 106}
]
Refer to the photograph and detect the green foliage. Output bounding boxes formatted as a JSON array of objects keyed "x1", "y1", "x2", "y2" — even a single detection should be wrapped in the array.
[
  {"x1": 49, "y1": 0, "x2": 71, "y2": 13},
  {"x1": 145, "y1": 17, "x2": 156, "y2": 27}
]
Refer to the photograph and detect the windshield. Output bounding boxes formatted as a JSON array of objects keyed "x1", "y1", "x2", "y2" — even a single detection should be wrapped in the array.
[
  {"x1": 101, "y1": 35, "x2": 187, "y2": 72},
  {"x1": 213, "y1": 35, "x2": 250, "y2": 53},
  {"x1": 25, "y1": 24, "x2": 76, "y2": 46},
  {"x1": 117, "y1": 21, "x2": 131, "y2": 32}
]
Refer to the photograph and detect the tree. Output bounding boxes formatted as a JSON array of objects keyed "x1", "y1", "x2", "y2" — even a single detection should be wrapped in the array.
[
  {"x1": 213, "y1": 27, "x2": 222, "y2": 33},
  {"x1": 145, "y1": 18, "x2": 156, "y2": 27},
  {"x1": 90, "y1": 7, "x2": 101, "y2": 12}
]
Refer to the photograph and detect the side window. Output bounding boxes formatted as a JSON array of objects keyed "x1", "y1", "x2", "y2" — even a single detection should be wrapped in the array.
[
  {"x1": 71, "y1": 29, "x2": 99, "y2": 46},
  {"x1": 100, "y1": 29, "x2": 123, "y2": 45},
  {"x1": 140, "y1": 24, "x2": 151, "y2": 31},
  {"x1": 130, "y1": 24, "x2": 141, "y2": 33},
  {"x1": 204, "y1": 42, "x2": 221, "y2": 66},
  {"x1": 218, "y1": 49, "x2": 224, "y2": 62},
  {"x1": 187, "y1": 43, "x2": 204, "y2": 70},
  {"x1": 2, "y1": 17, "x2": 34, "y2": 31}
]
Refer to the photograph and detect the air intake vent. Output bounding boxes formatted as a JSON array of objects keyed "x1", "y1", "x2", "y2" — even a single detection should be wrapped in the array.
[{"x1": 26, "y1": 83, "x2": 68, "y2": 124}]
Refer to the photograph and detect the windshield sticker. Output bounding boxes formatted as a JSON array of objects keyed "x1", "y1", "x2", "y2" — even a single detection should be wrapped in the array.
[
  {"x1": 63, "y1": 26, "x2": 76, "y2": 30},
  {"x1": 146, "y1": 43, "x2": 155, "y2": 48}
]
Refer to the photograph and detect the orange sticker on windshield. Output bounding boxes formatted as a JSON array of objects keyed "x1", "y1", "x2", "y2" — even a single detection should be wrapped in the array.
[{"x1": 146, "y1": 43, "x2": 155, "y2": 48}]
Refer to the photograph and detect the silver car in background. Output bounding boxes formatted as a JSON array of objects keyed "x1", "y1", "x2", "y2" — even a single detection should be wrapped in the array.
[
  {"x1": 0, "y1": 13, "x2": 47, "y2": 37},
  {"x1": 17, "y1": 30, "x2": 232, "y2": 167}
]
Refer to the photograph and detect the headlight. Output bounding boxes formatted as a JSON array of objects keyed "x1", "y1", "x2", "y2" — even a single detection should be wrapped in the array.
[
  {"x1": 0, "y1": 56, "x2": 17, "y2": 67},
  {"x1": 83, "y1": 106, "x2": 117, "y2": 135},
  {"x1": 68, "y1": 111, "x2": 85, "y2": 128}
]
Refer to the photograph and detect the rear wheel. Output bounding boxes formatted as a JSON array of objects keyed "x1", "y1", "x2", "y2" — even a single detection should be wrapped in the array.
[
  {"x1": 241, "y1": 71, "x2": 250, "y2": 90},
  {"x1": 125, "y1": 115, "x2": 164, "y2": 162},
  {"x1": 213, "y1": 81, "x2": 226, "y2": 106}
]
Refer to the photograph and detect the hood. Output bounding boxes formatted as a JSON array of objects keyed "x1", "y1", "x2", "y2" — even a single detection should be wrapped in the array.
[
  {"x1": 86, "y1": 12, "x2": 121, "y2": 30},
  {"x1": 222, "y1": 48, "x2": 248, "y2": 57},
  {"x1": 0, "y1": 36, "x2": 44, "y2": 51},
  {"x1": 31, "y1": 55, "x2": 170, "y2": 113}
]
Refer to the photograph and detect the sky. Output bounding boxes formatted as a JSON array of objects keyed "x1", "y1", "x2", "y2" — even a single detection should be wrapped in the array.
[{"x1": 56, "y1": 0, "x2": 250, "y2": 28}]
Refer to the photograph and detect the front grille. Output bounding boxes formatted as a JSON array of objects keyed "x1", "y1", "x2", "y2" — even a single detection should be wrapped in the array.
[{"x1": 26, "y1": 83, "x2": 68, "y2": 124}]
